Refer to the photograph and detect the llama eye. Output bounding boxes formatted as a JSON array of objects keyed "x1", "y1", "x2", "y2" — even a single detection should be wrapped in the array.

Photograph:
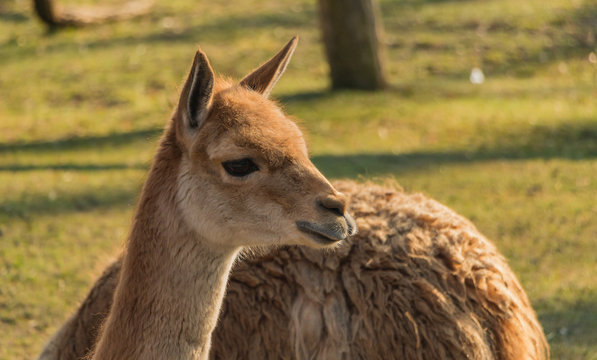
[{"x1": 222, "y1": 158, "x2": 259, "y2": 177}]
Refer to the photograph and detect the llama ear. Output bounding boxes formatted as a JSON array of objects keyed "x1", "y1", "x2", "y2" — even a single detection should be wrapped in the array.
[
  {"x1": 240, "y1": 36, "x2": 298, "y2": 98},
  {"x1": 178, "y1": 49, "x2": 215, "y2": 131}
]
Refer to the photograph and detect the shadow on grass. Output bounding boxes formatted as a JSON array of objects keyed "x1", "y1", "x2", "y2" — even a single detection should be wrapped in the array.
[
  {"x1": 485, "y1": 1, "x2": 597, "y2": 78},
  {"x1": 0, "y1": 8, "x2": 316, "y2": 63},
  {"x1": 313, "y1": 150, "x2": 575, "y2": 178},
  {"x1": 277, "y1": 90, "x2": 333, "y2": 104},
  {"x1": 276, "y1": 83, "x2": 423, "y2": 106},
  {"x1": 0, "y1": 186, "x2": 139, "y2": 220},
  {"x1": 0, "y1": 118, "x2": 594, "y2": 176},
  {"x1": 0, "y1": 128, "x2": 161, "y2": 154},
  {"x1": 276, "y1": 84, "x2": 416, "y2": 103},
  {"x1": 380, "y1": 0, "x2": 597, "y2": 78},
  {"x1": 314, "y1": 120, "x2": 597, "y2": 178},
  {"x1": 0, "y1": 11, "x2": 29, "y2": 23},
  {"x1": 2, "y1": 0, "x2": 594, "y2": 83},
  {"x1": 1, "y1": 119, "x2": 594, "y2": 217},
  {"x1": 536, "y1": 295, "x2": 597, "y2": 352},
  {"x1": 380, "y1": 0, "x2": 476, "y2": 11},
  {"x1": 82, "y1": 9, "x2": 314, "y2": 48},
  {"x1": 0, "y1": 163, "x2": 148, "y2": 172}
]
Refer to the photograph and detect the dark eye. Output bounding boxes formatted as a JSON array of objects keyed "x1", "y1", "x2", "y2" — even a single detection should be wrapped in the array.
[{"x1": 222, "y1": 158, "x2": 259, "y2": 177}]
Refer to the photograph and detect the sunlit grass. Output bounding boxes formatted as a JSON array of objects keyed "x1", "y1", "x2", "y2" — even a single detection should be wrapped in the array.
[{"x1": 1, "y1": 0, "x2": 596, "y2": 358}]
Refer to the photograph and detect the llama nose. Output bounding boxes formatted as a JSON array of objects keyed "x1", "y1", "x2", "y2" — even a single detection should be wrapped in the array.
[{"x1": 317, "y1": 193, "x2": 347, "y2": 216}]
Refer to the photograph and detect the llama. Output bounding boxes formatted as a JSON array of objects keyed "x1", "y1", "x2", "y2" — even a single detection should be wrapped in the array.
[
  {"x1": 39, "y1": 181, "x2": 549, "y2": 360},
  {"x1": 41, "y1": 36, "x2": 358, "y2": 360},
  {"x1": 38, "y1": 43, "x2": 549, "y2": 359},
  {"x1": 211, "y1": 180, "x2": 549, "y2": 360}
]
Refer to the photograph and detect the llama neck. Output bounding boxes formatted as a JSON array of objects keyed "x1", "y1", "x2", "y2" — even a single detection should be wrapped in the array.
[{"x1": 92, "y1": 134, "x2": 240, "y2": 360}]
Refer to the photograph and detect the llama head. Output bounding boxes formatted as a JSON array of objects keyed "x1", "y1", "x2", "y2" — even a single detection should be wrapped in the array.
[{"x1": 172, "y1": 37, "x2": 356, "y2": 250}]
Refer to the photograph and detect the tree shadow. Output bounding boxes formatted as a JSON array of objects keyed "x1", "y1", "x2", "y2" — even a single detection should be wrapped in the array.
[
  {"x1": 313, "y1": 120, "x2": 597, "y2": 178},
  {"x1": 277, "y1": 84, "x2": 416, "y2": 104},
  {"x1": 0, "y1": 121, "x2": 592, "y2": 221},
  {"x1": 2, "y1": 0, "x2": 594, "y2": 82},
  {"x1": 0, "y1": 8, "x2": 315, "y2": 63},
  {"x1": 380, "y1": 0, "x2": 475, "y2": 10},
  {"x1": 0, "y1": 185, "x2": 138, "y2": 220},
  {"x1": 0, "y1": 128, "x2": 161, "y2": 154},
  {"x1": 0, "y1": 163, "x2": 147, "y2": 172},
  {"x1": 85, "y1": 9, "x2": 313, "y2": 48},
  {"x1": 380, "y1": 0, "x2": 597, "y2": 78},
  {"x1": 484, "y1": 1, "x2": 597, "y2": 77},
  {"x1": 0, "y1": 118, "x2": 594, "y2": 178},
  {"x1": 277, "y1": 89, "x2": 332, "y2": 104},
  {"x1": 0, "y1": 10, "x2": 29, "y2": 23},
  {"x1": 536, "y1": 295, "x2": 597, "y2": 353}
]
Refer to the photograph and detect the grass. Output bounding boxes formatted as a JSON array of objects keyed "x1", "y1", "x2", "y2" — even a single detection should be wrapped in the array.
[{"x1": 1, "y1": 0, "x2": 596, "y2": 358}]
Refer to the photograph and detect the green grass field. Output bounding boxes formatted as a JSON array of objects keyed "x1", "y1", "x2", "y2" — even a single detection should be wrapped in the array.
[{"x1": 1, "y1": 0, "x2": 596, "y2": 358}]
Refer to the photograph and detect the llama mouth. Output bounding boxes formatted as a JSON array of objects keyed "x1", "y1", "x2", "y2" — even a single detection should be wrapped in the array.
[
  {"x1": 296, "y1": 220, "x2": 348, "y2": 245},
  {"x1": 345, "y1": 213, "x2": 357, "y2": 236}
]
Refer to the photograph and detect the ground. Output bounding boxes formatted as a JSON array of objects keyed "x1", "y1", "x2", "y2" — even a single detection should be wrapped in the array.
[{"x1": 0, "y1": 0, "x2": 596, "y2": 358}]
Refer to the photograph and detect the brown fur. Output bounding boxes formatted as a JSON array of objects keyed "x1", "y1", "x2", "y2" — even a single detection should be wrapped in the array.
[
  {"x1": 38, "y1": 180, "x2": 549, "y2": 359},
  {"x1": 212, "y1": 180, "x2": 549, "y2": 360},
  {"x1": 40, "y1": 38, "x2": 357, "y2": 360}
]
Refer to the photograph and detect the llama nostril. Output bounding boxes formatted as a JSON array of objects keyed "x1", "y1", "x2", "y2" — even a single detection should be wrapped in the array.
[{"x1": 317, "y1": 195, "x2": 346, "y2": 217}]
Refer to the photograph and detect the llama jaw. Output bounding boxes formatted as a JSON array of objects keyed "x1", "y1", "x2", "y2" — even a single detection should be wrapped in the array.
[{"x1": 296, "y1": 215, "x2": 356, "y2": 245}]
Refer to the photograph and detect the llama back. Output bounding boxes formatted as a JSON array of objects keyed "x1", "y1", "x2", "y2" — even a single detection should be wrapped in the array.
[{"x1": 210, "y1": 180, "x2": 549, "y2": 360}]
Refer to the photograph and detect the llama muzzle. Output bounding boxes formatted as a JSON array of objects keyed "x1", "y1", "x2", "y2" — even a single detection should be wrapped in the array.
[{"x1": 296, "y1": 213, "x2": 356, "y2": 245}]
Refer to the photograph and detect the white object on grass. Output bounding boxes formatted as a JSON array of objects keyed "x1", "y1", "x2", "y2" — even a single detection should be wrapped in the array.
[{"x1": 470, "y1": 67, "x2": 485, "y2": 84}]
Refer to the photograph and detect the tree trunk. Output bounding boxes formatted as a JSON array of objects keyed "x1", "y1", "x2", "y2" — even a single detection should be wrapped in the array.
[
  {"x1": 318, "y1": 0, "x2": 387, "y2": 90},
  {"x1": 33, "y1": 0, "x2": 57, "y2": 26},
  {"x1": 32, "y1": 0, "x2": 153, "y2": 29}
]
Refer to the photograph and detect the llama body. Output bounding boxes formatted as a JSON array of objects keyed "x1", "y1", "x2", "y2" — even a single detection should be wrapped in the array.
[
  {"x1": 41, "y1": 37, "x2": 358, "y2": 360},
  {"x1": 212, "y1": 181, "x2": 549, "y2": 360},
  {"x1": 39, "y1": 180, "x2": 548, "y2": 359}
]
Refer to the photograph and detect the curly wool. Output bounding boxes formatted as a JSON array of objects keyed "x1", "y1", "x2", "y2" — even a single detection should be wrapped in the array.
[{"x1": 210, "y1": 180, "x2": 548, "y2": 359}]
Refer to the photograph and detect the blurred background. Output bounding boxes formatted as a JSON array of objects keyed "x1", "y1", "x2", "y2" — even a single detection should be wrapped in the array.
[{"x1": 0, "y1": 0, "x2": 596, "y2": 358}]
